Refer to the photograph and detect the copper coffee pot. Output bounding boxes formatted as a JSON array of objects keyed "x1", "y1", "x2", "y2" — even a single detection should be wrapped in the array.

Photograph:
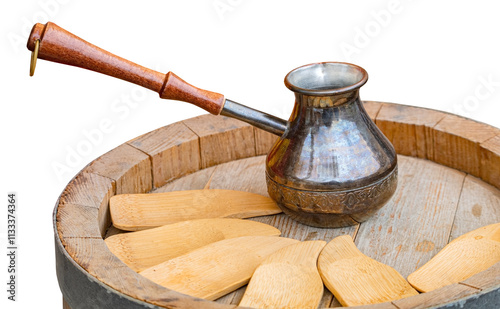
[{"x1": 27, "y1": 22, "x2": 397, "y2": 228}]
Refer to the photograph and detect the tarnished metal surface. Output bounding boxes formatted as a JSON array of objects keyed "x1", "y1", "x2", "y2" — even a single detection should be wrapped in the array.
[
  {"x1": 267, "y1": 166, "x2": 398, "y2": 228},
  {"x1": 265, "y1": 62, "x2": 397, "y2": 227},
  {"x1": 221, "y1": 99, "x2": 287, "y2": 136},
  {"x1": 205, "y1": 62, "x2": 398, "y2": 227}
]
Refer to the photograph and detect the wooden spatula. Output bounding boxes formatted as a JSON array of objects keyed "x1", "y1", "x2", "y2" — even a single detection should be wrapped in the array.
[
  {"x1": 105, "y1": 218, "x2": 281, "y2": 272},
  {"x1": 110, "y1": 189, "x2": 282, "y2": 231},
  {"x1": 408, "y1": 222, "x2": 500, "y2": 292},
  {"x1": 318, "y1": 235, "x2": 418, "y2": 306},
  {"x1": 139, "y1": 236, "x2": 299, "y2": 300},
  {"x1": 239, "y1": 240, "x2": 326, "y2": 309}
]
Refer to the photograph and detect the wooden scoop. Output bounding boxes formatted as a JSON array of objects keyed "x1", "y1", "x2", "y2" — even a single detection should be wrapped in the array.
[
  {"x1": 105, "y1": 218, "x2": 281, "y2": 272},
  {"x1": 408, "y1": 222, "x2": 500, "y2": 292},
  {"x1": 139, "y1": 236, "x2": 299, "y2": 300},
  {"x1": 110, "y1": 189, "x2": 282, "y2": 231},
  {"x1": 318, "y1": 235, "x2": 418, "y2": 306},
  {"x1": 239, "y1": 240, "x2": 326, "y2": 309}
]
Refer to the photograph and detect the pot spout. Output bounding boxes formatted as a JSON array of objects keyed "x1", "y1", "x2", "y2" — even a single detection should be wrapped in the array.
[{"x1": 221, "y1": 99, "x2": 288, "y2": 136}]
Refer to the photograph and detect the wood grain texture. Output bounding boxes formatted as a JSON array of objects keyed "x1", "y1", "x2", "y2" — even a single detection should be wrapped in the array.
[
  {"x1": 318, "y1": 235, "x2": 418, "y2": 307},
  {"x1": 110, "y1": 189, "x2": 281, "y2": 231},
  {"x1": 152, "y1": 165, "x2": 217, "y2": 193},
  {"x1": 208, "y1": 155, "x2": 357, "y2": 241},
  {"x1": 480, "y1": 134, "x2": 500, "y2": 189},
  {"x1": 207, "y1": 155, "x2": 356, "y2": 306},
  {"x1": 62, "y1": 238, "x2": 234, "y2": 309},
  {"x1": 28, "y1": 23, "x2": 225, "y2": 115},
  {"x1": 27, "y1": 22, "x2": 164, "y2": 92},
  {"x1": 139, "y1": 236, "x2": 299, "y2": 300},
  {"x1": 128, "y1": 122, "x2": 200, "y2": 188},
  {"x1": 183, "y1": 115, "x2": 256, "y2": 169},
  {"x1": 208, "y1": 156, "x2": 269, "y2": 195},
  {"x1": 433, "y1": 114, "x2": 499, "y2": 177},
  {"x1": 215, "y1": 285, "x2": 248, "y2": 306},
  {"x1": 104, "y1": 225, "x2": 126, "y2": 239},
  {"x1": 331, "y1": 302, "x2": 397, "y2": 309},
  {"x1": 254, "y1": 127, "x2": 278, "y2": 156},
  {"x1": 239, "y1": 240, "x2": 326, "y2": 309},
  {"x1": 462, "y1": 261, "x2": 500, "y2": 290},
  {"x1": 105, "y1": 218, "x2": 281, "y2": 272},
  {"x1": 58, "y1": 172, "x2": 115, "y2": 208},
  {"x1": 362, "y1": 101, "x2": 383, "y2": 120},
  {"x1": 353, "y1": 155, "x2": 466, "y2": 278},
  {"x1": 56, "y1": 203, "x2": 101, "y2": 238},
  {"x1": 450, "y1": 174, "x2": 500, "y2": 241},
  {"x1": 407, "y1": 223, "x2": 500, "y2": 293},
  {"x1": 392, "y1": 283, "x2": 480, "y2": 309},
  {"x1": 58, "y1": 172, "x2": 115, "y2": 238},
  {"x1": 85, "y1": 143, "x2": 152, "y2": 195},
  {"x1": 375, "y1": 103, "x2": 446, "y2": 159},
  {"x1": 159, "y1": 72, "x2": 225, "y2": 115},
  {"x1": 144, "y1": 155, "x2": 350, "y2": 306},
  {"x1": 331, "y1": 302, "x2": 399, "y2": 309}
]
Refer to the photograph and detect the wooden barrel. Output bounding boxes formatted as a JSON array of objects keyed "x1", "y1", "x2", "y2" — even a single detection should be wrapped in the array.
[{"x1": 55, "y1": 101, "x2": 500, "y2": 309}]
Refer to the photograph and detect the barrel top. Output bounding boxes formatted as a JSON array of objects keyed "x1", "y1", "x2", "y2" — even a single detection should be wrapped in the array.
[{"x1": 55, "y1": 102, "x2": 500, "y2": 309}]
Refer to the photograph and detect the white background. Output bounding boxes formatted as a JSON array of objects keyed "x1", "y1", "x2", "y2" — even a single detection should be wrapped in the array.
[{"x1": 1, "y1": 0, "x2": 500, "y2": 307}]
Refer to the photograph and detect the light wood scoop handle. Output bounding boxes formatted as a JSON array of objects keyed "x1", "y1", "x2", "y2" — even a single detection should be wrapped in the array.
[{"x1": 26, "y1": 22, "x2": 225, "y2": 115}]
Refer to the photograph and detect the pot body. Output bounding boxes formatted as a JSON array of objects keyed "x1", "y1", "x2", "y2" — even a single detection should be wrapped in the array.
[{"x1": 266, "y1": 63, "x2": 397, "y2": 227}]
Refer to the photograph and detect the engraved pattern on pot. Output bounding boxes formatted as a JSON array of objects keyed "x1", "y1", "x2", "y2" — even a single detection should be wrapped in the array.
[{"x1": 266, "y1": 167, "x2": 398, "y2": 214}]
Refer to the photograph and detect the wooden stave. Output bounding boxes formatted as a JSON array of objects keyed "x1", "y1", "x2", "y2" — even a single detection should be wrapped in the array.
[{"x1": 54, "y1": 101, "x2": 500, "y2": 309}]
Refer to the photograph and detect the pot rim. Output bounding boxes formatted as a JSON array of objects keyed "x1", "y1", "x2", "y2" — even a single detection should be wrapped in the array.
[{"x1": 284, "y1": 62, "x2": 368, "y2": 96}]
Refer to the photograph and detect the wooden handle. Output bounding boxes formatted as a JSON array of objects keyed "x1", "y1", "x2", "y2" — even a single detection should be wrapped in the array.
[{"x1": 27, "y1": 22, "x2": 225, "y2": 115}]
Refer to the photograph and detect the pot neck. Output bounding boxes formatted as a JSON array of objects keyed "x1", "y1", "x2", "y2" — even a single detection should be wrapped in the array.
[
  {"x1": 287, "y1": 90, "x2": 363, "y2": 129},
  {"x1": 294, "y1": 90, "x2": 359, "y2": 109}
]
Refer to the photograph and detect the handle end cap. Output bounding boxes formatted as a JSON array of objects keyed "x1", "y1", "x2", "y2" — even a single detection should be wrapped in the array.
[{"x1": 27, "y1": 23, "x2": 47, "y2": 51}]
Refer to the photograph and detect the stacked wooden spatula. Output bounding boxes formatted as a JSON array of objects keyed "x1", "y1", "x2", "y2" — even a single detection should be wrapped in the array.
[{"x1": 105, "y1": 189, "x2": 500, "y2": 308}]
